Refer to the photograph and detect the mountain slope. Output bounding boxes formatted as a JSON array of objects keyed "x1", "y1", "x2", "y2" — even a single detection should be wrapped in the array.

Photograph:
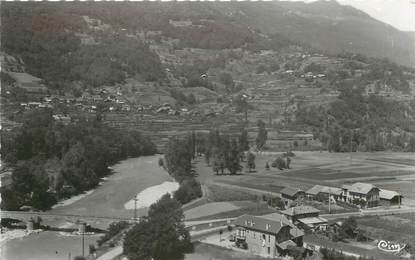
[{"x1": 233, "y1": 1, "x2": 415, "y2": 68}]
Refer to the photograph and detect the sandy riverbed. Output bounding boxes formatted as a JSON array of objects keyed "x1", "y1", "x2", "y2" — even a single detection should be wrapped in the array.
[{"x1": 124, "y1": 181, "x2": 179, "y2": 210}]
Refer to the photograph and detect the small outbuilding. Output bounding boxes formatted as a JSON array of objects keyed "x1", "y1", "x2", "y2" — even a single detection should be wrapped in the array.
[{"x1": 379, "y1": 189, "x2": 402, "y2": 206}]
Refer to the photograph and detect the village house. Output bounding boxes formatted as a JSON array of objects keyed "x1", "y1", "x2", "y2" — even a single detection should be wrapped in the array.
[
  {"x1": 341, "y1": 182, "x2": 380, "y2": 208},
  {"x1": 306, "y1": 185, "x2": 343, "y2": 202},
  {"x1": 281, "y1": 206, "x2": 328, "y2": 232},
  {"x1": 280, "y1": 187, "x2": 305, "y2": 206},
  {"x1": 234, "y1": 214, "x2": 303, "y2": 258},
  {"x1": 261, "y1": 213, "x2": 304, "y2": 246},
  {"x1": 379, "y1": 189, "x2": 403, "y2": 206}
]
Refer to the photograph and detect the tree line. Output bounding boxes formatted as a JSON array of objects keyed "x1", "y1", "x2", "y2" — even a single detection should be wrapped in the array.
[
  {"x1": 163, "y1": 133, "x2": 202, "y2": 204},
  {"x1": 0, "y1": 109, "x2": 157, "y2": 211}
]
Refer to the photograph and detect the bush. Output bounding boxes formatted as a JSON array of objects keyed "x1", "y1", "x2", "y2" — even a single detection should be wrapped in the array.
[
  {"x1": 272, "y1": 157, "x2": 286, "y2": 170},
  {"x1": 174, "y1": 178, "x2": 202, "y2": 204},
  {"x1": 97, "y1": 221, "x2": 129, "y2": 246},
  {"x1": 158, "y1": 158, "x2": 164, "y2": 167}
]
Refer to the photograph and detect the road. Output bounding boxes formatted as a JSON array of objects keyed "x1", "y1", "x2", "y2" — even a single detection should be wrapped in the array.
[
  {"x1": 0, "y1": 211, "x2": 133, "y2": 227},
  {"x1": 321, "y1": 206, "x2": 415, "y2": 220}
]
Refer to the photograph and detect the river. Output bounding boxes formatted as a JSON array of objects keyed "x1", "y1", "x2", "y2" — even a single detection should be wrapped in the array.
[{"x1": 1, "y1": 155, "x2": 175, "y2": 260}]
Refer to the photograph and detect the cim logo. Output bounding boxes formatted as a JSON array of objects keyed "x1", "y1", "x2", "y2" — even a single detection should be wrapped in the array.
[{"x1": 377, "y1": 240, "x2": 406, "y2": 253}]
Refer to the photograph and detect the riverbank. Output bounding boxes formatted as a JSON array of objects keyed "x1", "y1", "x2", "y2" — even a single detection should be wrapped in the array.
[
  {"x1": 2, "y1": 155, "x2": 174, "y2": 260},
  {"x1": 124, "y1": 181, "x2": 179, "y2": 210}
]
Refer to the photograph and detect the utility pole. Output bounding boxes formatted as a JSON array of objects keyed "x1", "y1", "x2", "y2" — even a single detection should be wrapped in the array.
[
  {"x1": 82, "y1": 230, "x2": 85, "y2": 257},
  {"x1": 79, "y1": 222, "x2": 85, "y2": 257},
  {"x1": 349, "y1": 128, "x2": 353, "y2": 165}
]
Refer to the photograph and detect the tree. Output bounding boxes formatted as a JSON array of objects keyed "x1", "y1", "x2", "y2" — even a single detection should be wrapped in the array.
[
  {"x1": 148, "y1": 194, "x2": 193, "y2": 260},
  {"x1": 256, "y1": 120, "x2": 268, "y2": 150},
  {"x1": 234, "y1": 95, "x2": 251, "y2": 122},
  {"x1": 239, "y1": 129, "x2": 249, "y2": 153},
  {"x1": 338, "y1": 217, "x2": 358, "y2": 239},
  {"x1": 124, "y1": 195, "x2": 192, "y2": 260},
  {"x1": 124, "y1": 220, "x2": 154, "y2": 260},
  {"x1": 246, "y1": 152, "x2": 256, "y2": 172},
  {"x1": 272, "y1": 157, "x2": 286, "y2": 170},
  {"x1": 286, "y1": 157, "x2": 291, "y2": 169},
  {"x1": 226, "y1": 139, "x2": 242, "y2": 175},
  {"x1": 174, "y1": 178, "x2": 202, "y2": 204},
  {"x1": 407, "y1": 136, "x2": 415, "y2": 152}
]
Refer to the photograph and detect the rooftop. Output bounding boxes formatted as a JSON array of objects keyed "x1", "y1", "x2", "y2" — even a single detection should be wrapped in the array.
[
  {"x1": 234, "y1": 214, "x2": 288, "y2": 235},
  {"x1": 342, "y1": 182, "x2": 379, "y2": 195},
  {"x1": 379, "y1": 189, "x2": 401, "y2": 200},
  {"x1": 306, "y1": 185, "x2": 342, "y2": 196},
  {"x1": 298, "y1": 217, "x2": 328, "y2": 225},
  {"x1": 281, "y1": 206, "x2": 320, "y2": 216},
  {"x1": 261, "y1": 213, "x2": 304, "y2": 238},
  {"x1": 280, "y1": 186, "x2": 304, "y2": 197}
]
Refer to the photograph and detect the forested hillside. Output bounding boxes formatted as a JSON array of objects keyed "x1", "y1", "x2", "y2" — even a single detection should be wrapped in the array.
[{"x1": 1, "y1": 1, "x2": 415, "y2": 154}]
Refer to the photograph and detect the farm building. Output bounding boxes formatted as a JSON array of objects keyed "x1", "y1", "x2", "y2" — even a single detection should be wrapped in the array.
[
  {"x1": 341, "y1": 182, "x2": 380, "y2": 208},
  {"x1": 280, "y1": 187, "x2": 305, "y2": 206},
  {"x1": 379, "y1": 189, "x2": 402, "y2": 206},
  {"x1": 281, "y1": 206, "x2": 328, "y2": 231},
  {"x1": 306, "y1": 185, "x2": 342, "y2": 202},
  {"x1": 234, "y1": 214, "x2": 303, "y2": 258}
]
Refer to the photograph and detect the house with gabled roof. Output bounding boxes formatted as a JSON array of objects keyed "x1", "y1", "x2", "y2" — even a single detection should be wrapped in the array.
[
  {"x1": 234, "y1": 214, "x2": 303, "y2": 258},
  {"x1": 341, "y1": 182, "x2": 380, "y2": 208},
  {"x1": 280, "y1": 187, "x2": 305, "y2": 206}
]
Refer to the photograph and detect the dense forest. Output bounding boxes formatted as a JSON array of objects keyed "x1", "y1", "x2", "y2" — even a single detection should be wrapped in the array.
[
  {"x1": 295, "y1": 84, "x2": 415, "y2": 152},
  {"x1": 1, "y1": 3, "x2": 165, "y2": 90},
  {"x1": 0, "y1": 109, "x2": 157, "y2": 210}
]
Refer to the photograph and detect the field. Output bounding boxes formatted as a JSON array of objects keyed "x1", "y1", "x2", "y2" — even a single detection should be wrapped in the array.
[
  {"x1": 192, "y1": 151, "x2": 415, "y2": 220},
  {"x1": 356, "y1": 214, "x2": 415, "y2": 250}
]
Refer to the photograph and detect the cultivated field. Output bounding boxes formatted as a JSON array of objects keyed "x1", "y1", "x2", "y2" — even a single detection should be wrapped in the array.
[{"x1": 194, "y1": 151, "x2": 415, "y2": 216}]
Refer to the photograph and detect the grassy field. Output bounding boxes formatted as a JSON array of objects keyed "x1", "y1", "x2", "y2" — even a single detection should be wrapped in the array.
[
  {"x1": 356, "y1": 214, "x2": 415, "y2": 252},
  {"x1": 194, "y1": 151, "x2": 415, "y2": 207}
]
